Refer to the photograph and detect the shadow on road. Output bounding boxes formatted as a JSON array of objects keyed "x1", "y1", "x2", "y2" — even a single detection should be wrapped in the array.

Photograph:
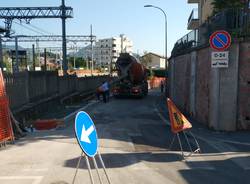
[{"x1": 64, "y1": 152, "x2": 182, "y2": 169}]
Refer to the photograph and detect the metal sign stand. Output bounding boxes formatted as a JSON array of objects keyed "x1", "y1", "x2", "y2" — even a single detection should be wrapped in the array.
[
  {"x1": 72, "y1": 151, "x2": 112, "y2": 184},
  {"x1": 169, "y1": 130, "x2": 201, "y2": 160}
]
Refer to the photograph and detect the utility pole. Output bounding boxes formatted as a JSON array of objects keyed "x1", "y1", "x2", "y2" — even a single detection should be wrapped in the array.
[
  {"x1": 14, "y1": 36, "x2": 19, "y2": 73},
  {"x1": 73, "y1": 42, "x2": 77, "y2": 69},
  {"x1": 0, "y1": 35, "x2": 3, "y2": 70},
  {"x1": 90, "y1": 24, "x2": 94, "y2": 75},
  {"x1": 32, "y1": 44, "x2": 35, "y2": 71},
  {"x1": 61, "y1": 0, "x2": 67, "y2": 75},
  {"x1": 44, "y1": 48, "x2": 47, "y2": 71},
  {"x1": 120, "y1": 34, "x2": 124, "y2": 53}
]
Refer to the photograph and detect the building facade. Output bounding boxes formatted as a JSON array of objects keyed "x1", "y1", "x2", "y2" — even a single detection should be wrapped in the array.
[
  {"x1": 94, "y1": 35, "x2": 133, "y2": 66},
  {"x1": 169, "y1": 1, "x2": 250, "y2": 131},
  {"x1": 141, "y1": 52, "x2": 166, "y2": 69},
  {"x1": 188, "y1": 0, "x2": 214, "y2": 30}
]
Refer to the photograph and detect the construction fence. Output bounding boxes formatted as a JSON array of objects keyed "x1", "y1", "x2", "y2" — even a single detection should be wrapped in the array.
[
  {"x1": 4, "y1": 71, "x2": 109, "y2": 111},
  {"x1": 0, "y1": 69, "x2": 14, "y2": 144}
]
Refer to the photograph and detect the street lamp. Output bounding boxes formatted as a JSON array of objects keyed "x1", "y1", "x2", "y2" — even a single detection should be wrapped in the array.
[{"x1": 144, "y1": 5, "x2": 168, "y2": 83}]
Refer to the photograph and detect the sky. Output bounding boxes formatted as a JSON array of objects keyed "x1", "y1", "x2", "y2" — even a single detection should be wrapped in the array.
[{"x1": 0, "y1": 0, "x2": 197, "y2": 57}]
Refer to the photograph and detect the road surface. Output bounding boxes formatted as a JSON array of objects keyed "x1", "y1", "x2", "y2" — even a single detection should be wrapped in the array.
[{"x1": 0, "y1": 90, "x2": 250, "y2": 184}]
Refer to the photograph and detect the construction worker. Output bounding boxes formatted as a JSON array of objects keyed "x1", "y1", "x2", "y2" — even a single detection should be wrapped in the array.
[
  {"x1": 96, "y1": 81, "x2": 109, "y2": 103},
  {"x1": 160, "y1": 80, "x2": 164, "y2": 93}
]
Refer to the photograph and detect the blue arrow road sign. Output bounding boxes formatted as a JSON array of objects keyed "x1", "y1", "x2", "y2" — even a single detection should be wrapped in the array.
[{"x1": 75, "y1": 111, "x2": 98, "y2": 157}]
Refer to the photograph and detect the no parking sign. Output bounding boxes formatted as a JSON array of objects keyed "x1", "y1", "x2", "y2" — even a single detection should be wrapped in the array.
[
  {"x1": 209, "y1": 30, "x2": 231, "y2": 51},
  {"x1": 210, "y1": 31, "x2": 231, "y2": 68}
]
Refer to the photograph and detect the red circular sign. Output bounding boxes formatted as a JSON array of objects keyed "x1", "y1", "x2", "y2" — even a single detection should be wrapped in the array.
[{"x1": 209, "y1": 31, "x2": 231, "y2": 51}]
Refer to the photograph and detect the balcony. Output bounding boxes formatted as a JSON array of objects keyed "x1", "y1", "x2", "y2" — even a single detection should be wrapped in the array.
[
  {"x1": 188, "y1": 0, "x2": 200, "y2": 3},
  {"x1": 188, "y1": 8, "x2": 199, "y2": 30}
]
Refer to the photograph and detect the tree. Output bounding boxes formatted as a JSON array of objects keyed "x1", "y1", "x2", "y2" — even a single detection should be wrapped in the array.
[
  {"x1": 68, "y1": 57, "x2": 87, "y2": 69},
  {"x1": 140, "y1": 51, "x2": 152, "y2": 68},
  {"x1": 212, "y1": 0, "x2": 245, "y2": 14}
]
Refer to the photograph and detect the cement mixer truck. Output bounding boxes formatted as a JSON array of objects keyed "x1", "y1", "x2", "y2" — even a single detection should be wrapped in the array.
[{"x1": 112, "y1": 53, "x2": 148, "y2": 97}]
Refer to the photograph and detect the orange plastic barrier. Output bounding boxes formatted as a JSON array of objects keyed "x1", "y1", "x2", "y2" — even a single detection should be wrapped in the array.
[
  {"x1": 167, "y1": 98, "x2": 192, "y2": 134},
  {"x1": 0, "y1": 69, "x2": 6, "y2": 96},
  {"x1": 0, "y1": 97, "x2": 14, "y2": 142},
  {"x1": 34, "y1": 119, "x2": 59, "y2": 130},
  {"x1": 0, "y1": 69, "x2": 14, "y2": 143},
  {"x1": 149, "y1": 77, "x2": 166, "y2": 89}
]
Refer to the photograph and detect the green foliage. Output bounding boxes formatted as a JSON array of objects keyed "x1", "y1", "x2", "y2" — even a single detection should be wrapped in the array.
[
  {"x1": 3, "y1": 52, "x2": 12, "y2": 73},
  {"x1": 152, "y1": 69, "x2": 167, "y2": 77},
  {"x1": 40, "y1": 51, "x2": 57, "y2": 58},
  {"x1": 212, "y1": 0, "x2": 245, "y2": 14},
  {"x1": 68, "y1": 57, "x2": 87, "y2": 69}
]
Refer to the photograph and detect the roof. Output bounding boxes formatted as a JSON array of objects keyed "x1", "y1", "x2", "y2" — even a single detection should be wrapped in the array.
[{"x1": 142, "y1": 52, "x2": 165, "y2": 59}]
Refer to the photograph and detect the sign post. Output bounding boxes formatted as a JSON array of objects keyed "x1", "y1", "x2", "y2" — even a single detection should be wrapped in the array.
[
  {"x1": 209, "y1": 30, "x2": 231, "y2": 68},
  {"x1": 73, "y1": 111, "x2": 111, "y2": 184}
]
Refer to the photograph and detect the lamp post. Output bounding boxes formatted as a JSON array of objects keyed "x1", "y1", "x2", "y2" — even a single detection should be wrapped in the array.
[{"x1": 144, "y1": 5, "x2": 168, "y2": 92}]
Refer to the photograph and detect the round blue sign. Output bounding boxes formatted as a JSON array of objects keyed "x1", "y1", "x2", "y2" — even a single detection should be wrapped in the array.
[
  {"x1": 209, "y1": 31, "x2": 231, "y2": 51},
  {"x1": 75, "y1": 111, "x2": 98, "y2": 157}
]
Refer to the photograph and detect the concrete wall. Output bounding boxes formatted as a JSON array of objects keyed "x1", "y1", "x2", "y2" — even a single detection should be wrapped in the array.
[
  {"x1": 4, "y1": 71, "x2": 109, "y2": 110},
  {"x1": 196, "y1": 47, "x2": 211, "y2": 125},
  {"x1": 169, "y1": 41, "x2": 249, "y2": 131},
  {"x1": 238, "y1": 42, "x2": 250, "y2": 129},
  {"x1": 172, "y1": 54, "x2": 191, "y2": 113}
]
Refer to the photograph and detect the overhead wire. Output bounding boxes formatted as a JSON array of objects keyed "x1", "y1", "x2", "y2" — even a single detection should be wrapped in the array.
[
  {"x1": 27, "y1": 23, "x2": 55, "y2": 35},
  {"x1": 13, "y1": 21, "x2": 46, "y2": 35}
]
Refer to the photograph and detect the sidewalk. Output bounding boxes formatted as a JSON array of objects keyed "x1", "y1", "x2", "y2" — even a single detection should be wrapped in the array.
[{"x1": 156, "y1": 92, "x2": 250, "y2": 148}]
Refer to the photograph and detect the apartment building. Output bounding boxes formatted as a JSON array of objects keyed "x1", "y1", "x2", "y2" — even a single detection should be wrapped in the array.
[
  {"x1": 94, "y1": 35, "x2": 133, "y2": 66},
  {"x1": 188, "y1": 0, "x2": 214, "y2": 30}
]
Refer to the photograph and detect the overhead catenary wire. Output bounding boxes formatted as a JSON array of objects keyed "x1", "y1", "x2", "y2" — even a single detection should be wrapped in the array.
[
  {"x1": 13, "y1": 21, "x2": 46, "y2": 35},
  {"x1": 28, "y1": 23, "x2": 55, "y2": 35}
]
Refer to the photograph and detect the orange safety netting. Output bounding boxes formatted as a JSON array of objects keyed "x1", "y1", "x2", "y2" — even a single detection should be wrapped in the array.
[
  {"x1": 0, "y1": 69, "x2": 14, "y2": 143},
  {"x1": 0, "y1": 68, "x2": 6, "y2": 96}
]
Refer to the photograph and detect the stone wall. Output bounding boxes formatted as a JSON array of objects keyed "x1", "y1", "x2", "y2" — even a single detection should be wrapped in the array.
[
  {"x1": 238, "y1": 42, "x2": 250, "y2": 129},
  {"x1": 169, "y1": 40, "x2": 250, "y2": 131}
]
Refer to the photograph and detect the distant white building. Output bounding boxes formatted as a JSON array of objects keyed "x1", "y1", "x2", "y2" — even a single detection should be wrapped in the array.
[
  {"x1": 94, "y1": 35, "x2": 133, "y2": 66},
  {"x1": 81, "y1": 45, "x2": 92, "y2": 60},
  {"x1": 141, "y1": 52, "x2": 166, "y2": 69}
]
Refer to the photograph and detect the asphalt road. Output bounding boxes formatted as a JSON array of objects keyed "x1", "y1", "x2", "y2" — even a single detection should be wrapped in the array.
[{"x1": 0, "y1": 90, "x2": 250, "y2": 184}]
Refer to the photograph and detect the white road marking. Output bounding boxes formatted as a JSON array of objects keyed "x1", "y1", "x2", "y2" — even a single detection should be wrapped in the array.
[
  {"x1": 63, "y1": 101, "x2": 96, "y2": 122},
  {"x1": 185, "y1": 156, "x2": 216, "y2": 170},
  {"x1": 222, "y1": 140, "x2": 250, "y2": 147},
  {"x1": 0, "y1": 176, "x2": 43, "y2": 184},
  {"x1": 22, "y1": 168, "x2": 48, "y2": 172}
]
